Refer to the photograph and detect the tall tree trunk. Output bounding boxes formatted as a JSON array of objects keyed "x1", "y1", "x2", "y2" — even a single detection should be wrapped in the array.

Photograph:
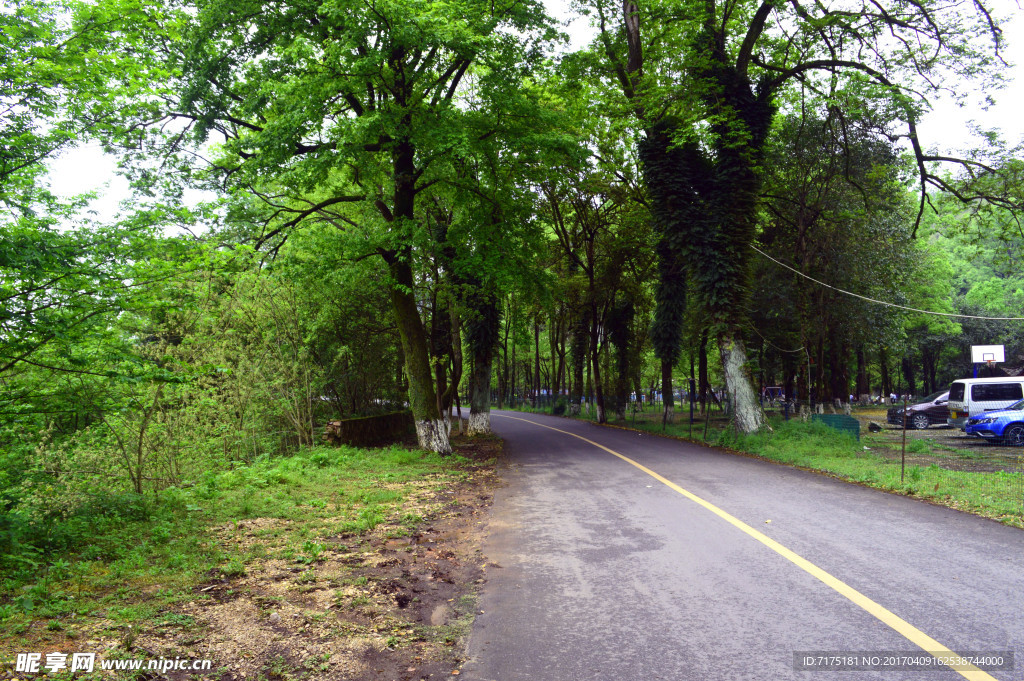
[
  {"x1": 534, "y1": 319, "x2": 541, "y2": 408},
  {"x1": 498, "y1": 303, "x2": 511, "y2": 408},
  {"x1": 585, "y1": 342, "x2": 592, "y2": 416},
  {"x1": 510, "y1": 335, "x2": 516, "y2": 405},
  {"x1": 901, "y1": 355, "x2": 916, "y2": 396},
  {"x1": 590, "y1": 302, "x2": 606, "y2": 423},
  {"x1": 784, "y1": 365, "x2": 795, "y2": 405},
  {"x1": 828, "y1": 329, "x2": 845, "y2": 401},
  {"x1": 922, "y1": 346, "x2": 937, "y2": 394},
  {"x1": 814, "y1": 336, "x2": 825, "y2": 405},
  {"x1": 550, "y1": 312, "x2": 563, "y2": 400},
  {"x1": 614, "y1": 369, "x2": 629, "y2": 421},
  {"x1": 386, "y1": 137, "x2": 450, "y2": 454},
  {"x1": 562, "y1": 345, "x2": 568, "y2": 398},
  {"x1": 856, "y1": 345, "x2": 869, "y2": 398},
  {"x1": 387, "y1": 258, "x2": 451, "y2": 454},
  {"x1": 441, "y1": 306, "x2": 463, "y2": 414},
  {"x1": 661, "y1": 357, "x2": 674, "y2": 426},
  {"x1": 431, "y1": 296, "x2": 451, "y2": 417},
  {"x1": 690, "y1": 350, "x2": 696, "y2": 407},
  {"x1": 468, "y1": 344, "x2": 494, "y2": 435},
  {"x1": 719, "y1": 332, "x2": 766, "y2": 433},
  {"x1": 608, "y1": 296, "x2": 633, "y2": 422},
  {"x1": 698, "y1": 331, "x2": 709, "y2": 414},
  {"x1": 569, "y1": 312, "x2": 587, "y2": 416},
  {"x1": 878, "y1": 346, "x2": 890, "y2": 399}
]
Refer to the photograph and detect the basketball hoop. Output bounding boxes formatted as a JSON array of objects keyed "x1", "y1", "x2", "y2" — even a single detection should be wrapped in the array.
[
  {"x1": 972, "y1": 345, "x2": 1004, "y2": 377},
  {"x1": 972, "y1": 345, "x2": 1004, "y2": 364}
]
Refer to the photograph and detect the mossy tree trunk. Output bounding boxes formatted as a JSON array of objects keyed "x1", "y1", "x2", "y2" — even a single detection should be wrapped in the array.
[
  {"x1": 386, "y1": 256, "x2": 451, "y2": 454},
  {"x1": 384, "y1": 137, "x2": 451, "y2": 454}
]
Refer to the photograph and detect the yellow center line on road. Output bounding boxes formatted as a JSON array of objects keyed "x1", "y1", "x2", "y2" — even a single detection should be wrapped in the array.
[{"x1": 495, "y1": 413, "x2": 998, "y2": 681}]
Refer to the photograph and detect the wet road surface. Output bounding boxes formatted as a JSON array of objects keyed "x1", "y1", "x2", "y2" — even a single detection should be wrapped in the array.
[{"x1": 461, "y1": 411, "x2": 1024, "y2": 681}]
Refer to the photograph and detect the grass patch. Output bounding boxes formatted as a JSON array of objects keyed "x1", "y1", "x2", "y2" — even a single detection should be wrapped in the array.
[{"x1": 0, "y1": 443, "x2": 472, "y2": 644}]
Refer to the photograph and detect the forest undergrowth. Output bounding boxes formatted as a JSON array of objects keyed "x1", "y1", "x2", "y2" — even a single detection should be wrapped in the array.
[{"x1": 0, "y1": 434, "x2": 503, "y2": 680}]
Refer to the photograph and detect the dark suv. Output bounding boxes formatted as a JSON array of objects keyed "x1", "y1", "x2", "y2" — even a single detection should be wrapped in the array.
[{"x1": 886, "y1": 390, "x2": 950, "y2": 429}]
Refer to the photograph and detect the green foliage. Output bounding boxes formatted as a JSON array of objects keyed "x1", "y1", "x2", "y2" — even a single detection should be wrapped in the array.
[
  {"x1": 1, "y1": 0, "x2": 98, "y2": 213},
  {"x1": 2, "y1": 0, "x2": 1021, "y2": 581},
  {"x1": 0, "y1": 441, "x2": 467, "y2": 638},
  {"x1": 751, "y1": 113, "x2": 920, "y2": 398},
  {"x1": 915, "y1": 195, "x2": 1024, "y2": 381}
]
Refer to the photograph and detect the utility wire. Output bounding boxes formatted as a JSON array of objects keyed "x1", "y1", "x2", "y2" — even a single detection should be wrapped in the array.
[
  {"x1": 752, "y1": 245, "x2": 1024, "y2": 321},
  {"x1": 748, "y1": 324, "x2": 806, "y2": 354}
]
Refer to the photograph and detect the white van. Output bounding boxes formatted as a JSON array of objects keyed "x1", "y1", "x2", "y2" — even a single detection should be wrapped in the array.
[{"x1": 947, "y1": 377, "x2": 1024, "y2": 428}]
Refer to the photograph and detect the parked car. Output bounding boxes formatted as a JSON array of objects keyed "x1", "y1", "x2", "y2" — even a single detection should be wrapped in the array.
[
  {"x1": 964, "y1": 399, "x2": 1024, "y2": 445},
  {"x1": 886, "y1": 390, "x2": 949, "y2": 429},
  {"x1": 947, "y1": 377, "x2": 1024, "y2": 429}
]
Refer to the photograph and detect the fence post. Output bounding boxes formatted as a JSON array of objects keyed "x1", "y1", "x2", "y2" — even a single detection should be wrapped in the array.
[{"x1": 901, "y1": 396, "x2": 907, "y2": 483}]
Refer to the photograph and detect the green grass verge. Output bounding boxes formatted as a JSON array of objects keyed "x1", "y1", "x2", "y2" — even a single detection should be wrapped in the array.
[
  {"x1": 717, "y1": 421, "x2": 1023, "y2": 525},
  {"x1": 0, "y1": 444, "x2": 471, "y2": 641}
]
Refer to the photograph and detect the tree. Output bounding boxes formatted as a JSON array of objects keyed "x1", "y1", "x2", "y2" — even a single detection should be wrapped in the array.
[
  {"x1": 753, "y1": 112, "x2": 921, "y2": 402},
  {"x1": 90, "y1": 0, "x2": 559, "y2": 452},
  {"x1": 2, "y1": 0, "x2": 81, "y2": 214},
  {"x1": 542, "y1": 164, "x2": 649, "y2": 423},
  {"x1": 1, "y1": 0, "x2": 160, "y2": 378},
  {"x1": 917, "y1": 195, "x2": 1024, "y2": 379},
  {"x1": 585, "y1": 0, "x2": 1011, "y2": 432}
]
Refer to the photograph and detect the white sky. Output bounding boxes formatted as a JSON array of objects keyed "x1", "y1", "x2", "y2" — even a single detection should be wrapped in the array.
[{"x1": 47, "y1": 1, "x2": 1024, "y2": 223}]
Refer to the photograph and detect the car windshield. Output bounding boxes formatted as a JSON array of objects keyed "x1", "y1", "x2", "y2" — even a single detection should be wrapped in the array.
[
  {"x1": 921, "y1": 390, "x2": 946, "y2": 403},
  {"x1": 949, "y1": 382, "x2": 965, "y2": 401},
  {"x1": 1006, "y1": 399, "x2": 1024, "y2": 411}
]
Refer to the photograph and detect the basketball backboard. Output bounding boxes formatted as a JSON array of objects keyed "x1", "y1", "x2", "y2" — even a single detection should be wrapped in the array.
[{"x1": 971, "y1": 345, "x2": 1005, "y2": 363}]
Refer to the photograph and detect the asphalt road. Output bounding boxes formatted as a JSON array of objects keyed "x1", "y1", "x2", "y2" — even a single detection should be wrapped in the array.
[{"x1": 461, "y1": 411, "x2": 1024, "y2": 681}]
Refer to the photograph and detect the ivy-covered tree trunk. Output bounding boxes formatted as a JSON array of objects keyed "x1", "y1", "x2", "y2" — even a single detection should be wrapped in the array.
[
  {"x1": 550, "y1": 312, "x2": 566, "y2": 401},
  {"x1": 640, "y1": 128, "x2": 689, "y2": 428},
  {"x1": 701, "y1": 55, "x2": 772, "y2": 432},
  {"x1": 445, "y1": 307, "x2": 463, "y2": 414},
  {"x1": 431, "y1": 296, "x2": 453, "y2": 416},
  {"x1": 828, "y1": 330, "x2": 846, "y2": 401},
  {"x1": 533, "y1": 320, "x2": 541, "y2": 408},
  {"x1": 661, "y1": 358, "x2": 675, "y2": 426}
]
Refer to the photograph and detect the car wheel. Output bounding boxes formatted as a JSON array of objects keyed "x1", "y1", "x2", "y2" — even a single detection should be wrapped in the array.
[
  {"x1": 1003, "y1": 424, "x2": 1024, "y2": 447},
  {"x1": 911, "y1": 413, "x2": 930, "y2": 430}
]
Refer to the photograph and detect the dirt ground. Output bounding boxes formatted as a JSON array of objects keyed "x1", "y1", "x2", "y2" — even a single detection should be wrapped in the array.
[
  {"x1": 3, "y1": 434, "x2": 503, "y2": 681},
  {"x1": 849, "y1": 409, "x2": 1024, "y2": 473}
]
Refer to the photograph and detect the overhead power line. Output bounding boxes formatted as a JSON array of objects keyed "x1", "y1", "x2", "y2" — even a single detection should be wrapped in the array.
[
  {"x1": 748, "y1": 325, "x2": 806, "y2": 354},
  {"x1": 751, "y1": 245, "x2": 1024, "y2": 322}
]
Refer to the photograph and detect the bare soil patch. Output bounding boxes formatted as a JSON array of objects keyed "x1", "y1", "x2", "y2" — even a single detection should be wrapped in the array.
[{"x1": 5, "y1": 434, "x2": 502, "y2": 681}]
